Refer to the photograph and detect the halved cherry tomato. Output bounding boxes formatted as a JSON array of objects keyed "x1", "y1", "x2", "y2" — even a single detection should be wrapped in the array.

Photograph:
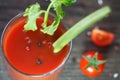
[
  {"x1": 80, "y1": 51, "x2": 106, "y2": 78},
  {"x1": 91, "y1": 29, "x2": 115, "y2": 47}
]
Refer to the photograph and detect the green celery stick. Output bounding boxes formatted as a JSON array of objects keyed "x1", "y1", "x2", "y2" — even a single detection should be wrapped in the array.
[{"x1": 53, "y1": 6, "x2": 111, "y2": 53}]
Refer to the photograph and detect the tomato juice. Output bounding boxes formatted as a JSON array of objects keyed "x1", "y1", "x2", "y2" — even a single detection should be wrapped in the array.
[{"x1": 1, "y1": 13, "x2": 71, "y2": 80}]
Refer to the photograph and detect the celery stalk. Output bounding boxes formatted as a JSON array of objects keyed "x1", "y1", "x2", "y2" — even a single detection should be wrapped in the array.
[{"x1": 53, "y1": 6, "x2": 111, "y2": 53}]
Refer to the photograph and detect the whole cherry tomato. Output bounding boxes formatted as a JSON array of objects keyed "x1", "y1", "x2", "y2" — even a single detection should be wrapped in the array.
[
  {"x1": 91, "y1": 28, "x2": 115, "y2": 47},
  {"x1": 80, "y1": 51, "x2": 106, "y2": 78}
]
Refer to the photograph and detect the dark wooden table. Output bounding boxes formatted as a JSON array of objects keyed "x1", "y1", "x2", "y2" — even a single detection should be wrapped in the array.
[{"x1": 0, "y1": 0, "x2": 120, "y2": 80}]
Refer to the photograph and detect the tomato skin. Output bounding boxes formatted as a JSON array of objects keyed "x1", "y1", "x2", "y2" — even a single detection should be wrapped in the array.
[
  {"x1": 80, "y1": 51, "x2": 105, "y2": 78},
  {"x1": 91, "y1": 29, "x2": 115, "y2": 47}
]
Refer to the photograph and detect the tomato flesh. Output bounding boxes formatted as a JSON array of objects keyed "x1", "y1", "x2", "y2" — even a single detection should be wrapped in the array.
[{"x1": 91, "y1": 29, "x2": 115, "y2": 47}]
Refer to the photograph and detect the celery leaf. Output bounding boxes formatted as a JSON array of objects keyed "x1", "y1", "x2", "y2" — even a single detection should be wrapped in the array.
[
  {"x1": 41, "y1": 0, "x2": 77, "y2": 35},
  {"x1": 24, "y1": 3, "x2": 41, "y2": 31}
]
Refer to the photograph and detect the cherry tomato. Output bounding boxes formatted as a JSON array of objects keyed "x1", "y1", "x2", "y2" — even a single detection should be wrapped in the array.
[
  {"x1": 80, "y1": 51, "x2": 106, "y2": 78},
  {"x1": 91, "y1": 29, "x2": 115, "y2": 47}
]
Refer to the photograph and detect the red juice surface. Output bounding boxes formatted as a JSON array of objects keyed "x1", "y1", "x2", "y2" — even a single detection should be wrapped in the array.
[{"x1": 3, "y1": 16, "x2": 70, "y2": 75}]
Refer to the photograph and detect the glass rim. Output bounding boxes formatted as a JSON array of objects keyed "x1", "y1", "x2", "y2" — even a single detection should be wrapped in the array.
[{"x1": 1, "y1": 12, "x2": 72, "y2": 77}]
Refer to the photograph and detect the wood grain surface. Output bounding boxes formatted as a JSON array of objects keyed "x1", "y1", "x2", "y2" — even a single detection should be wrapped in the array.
[{"x1": 0, "y1": 0, "x2": 120, "y2": 80}]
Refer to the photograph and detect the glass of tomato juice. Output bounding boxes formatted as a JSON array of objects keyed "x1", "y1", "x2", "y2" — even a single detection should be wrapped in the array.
[{"x1": 1, "y1": 13, "x2": 72, "y2": 80}]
